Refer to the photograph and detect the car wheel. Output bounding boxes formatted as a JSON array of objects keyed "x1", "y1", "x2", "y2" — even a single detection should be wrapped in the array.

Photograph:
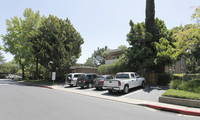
[
  {"x1": 81, "y1": 86, "x2": 84, "y2": 89},
  {"x1": 123, "y1": 85, "x2": 129, "y2": 94},
  {"x1": 88, "y1": 83, "x2": 93, "y2": 88},
  {"x1": 141, "y1": 81, "x2": 145, "y2": 88},
  {"x1": 108, "y1": 90, "x2": 113, "y2": 93},
  {"x1": 70, "y1": 84, "x2": 73, "y2": 87},
  {"x1": 95, "y1": 87, "x2": 99, "y2": 90}
]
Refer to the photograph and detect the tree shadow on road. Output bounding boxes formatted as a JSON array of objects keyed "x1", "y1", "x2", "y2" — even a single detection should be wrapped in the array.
[{"x1": 142, "y1": 86, "x2": 169, "y2": 93}]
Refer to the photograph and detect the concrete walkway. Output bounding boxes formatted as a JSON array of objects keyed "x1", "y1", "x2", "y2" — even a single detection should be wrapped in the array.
[{"x1": 50, "y1": 85, "x2": 200, "y2": 117}]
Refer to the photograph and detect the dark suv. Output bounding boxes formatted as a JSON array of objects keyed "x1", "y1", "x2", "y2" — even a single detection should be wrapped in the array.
[{"x1": 77, "y1": 73, "x2": 98, "y2": 88}]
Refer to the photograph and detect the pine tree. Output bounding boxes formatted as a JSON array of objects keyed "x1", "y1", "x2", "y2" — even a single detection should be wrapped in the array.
[{"x1": 145, "y1": 0, "x2": 155, "y2": 34}]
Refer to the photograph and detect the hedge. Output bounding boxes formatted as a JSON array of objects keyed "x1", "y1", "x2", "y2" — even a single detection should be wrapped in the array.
[{"x1": 173, "y1": 74, "x2": 200, "y2": 81}]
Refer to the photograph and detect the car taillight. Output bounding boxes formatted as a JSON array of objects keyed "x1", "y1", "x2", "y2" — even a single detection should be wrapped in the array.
[
  {"x1": 83, "y1": 80, "x2": 86, "y2": 84},
  {"x1": 100, "y1": 80, "x2": 104, "y2": 83},
  {"x1": 118, "y1": 81, "x2": 121, "y2": 86}
]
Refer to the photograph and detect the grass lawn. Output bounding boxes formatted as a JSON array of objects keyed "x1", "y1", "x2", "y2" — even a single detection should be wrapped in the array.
[
  {"x1": 162, "y1": 89, "x2": 200, "y2": 100},
  {"x1": 18, "y1": 79, "x2": 63, "y2": 86}
]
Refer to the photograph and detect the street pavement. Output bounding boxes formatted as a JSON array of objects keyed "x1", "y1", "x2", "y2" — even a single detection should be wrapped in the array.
[
  {"x1": 0, "y1": 79, "x2": 200, "y2": 120},
  {"x1": 61, "y1": 85, "x2": 168, "y2": 102}
]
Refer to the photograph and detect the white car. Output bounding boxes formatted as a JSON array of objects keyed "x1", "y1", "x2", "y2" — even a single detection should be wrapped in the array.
[
  {"x1": 104, "y1": 72, "x2": 145, "y2": 94},
  {"x1": 6, "y1": 74, "x2": 22, "y2": 80},
  {"x1": 65, "y1": 73, "x2": 84, "y2": 87}
]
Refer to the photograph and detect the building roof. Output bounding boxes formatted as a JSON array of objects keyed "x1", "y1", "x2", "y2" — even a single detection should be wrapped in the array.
[
  {"x1": 105, "y1": 48, "x2": 124, "y2": 54},
  {"x1": 70, "y1": 66, "x2": 98, "y2": 70}
]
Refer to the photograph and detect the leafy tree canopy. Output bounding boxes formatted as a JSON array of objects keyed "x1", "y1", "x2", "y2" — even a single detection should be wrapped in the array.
[
  {"x1": 92, "y1": 46, "x2": 109, "y2": 66},
  {"x1": 29, "y1": 15, "x2": 84, "y2": 79},
  {"x1": 1, "y1": 8, "x2": 41, "y2": 78}
]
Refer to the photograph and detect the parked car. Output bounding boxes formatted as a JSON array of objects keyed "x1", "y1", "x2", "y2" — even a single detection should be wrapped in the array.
[
  {"x1": 65, "y1": 73, "x2": 84, "y2": 87},
  {"x1": 104, "y1": 72, "x2": 145, "y2": 94},
  {"x1": 13, "y1": 75, "x2": 22, "y2": 80},
  {"x1": 5, "y1": 74, "x2": 22, "y2": 80},
  {"x1": 77, "y1": 73, "x2": 98, "y2": 88},
  {"x1": 93, "y1": 75, "x2": 113, "y2": 90}
]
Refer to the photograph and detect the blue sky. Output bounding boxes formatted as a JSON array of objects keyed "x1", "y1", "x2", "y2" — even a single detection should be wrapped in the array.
[{"x1": 0, "y1": 0, "x2": 199, "y2": 63}]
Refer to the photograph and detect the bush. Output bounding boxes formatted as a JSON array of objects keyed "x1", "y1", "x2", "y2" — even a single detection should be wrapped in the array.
[
  {"x1": 194, "y1": 86, "x2": 200, "y2": 93},
  {"x1": 0, "y1": 74, "x2": 6, "y2": 78},
  {"x1": 177, "y1": 79, "x2": 200, "y2": 93},
  {"x1": 173, "y1": 74, "x2": 200, "y2": 81},
  {"x1": 173, "y1": 74, "x2": 184, "y2": 80},
  {"x1": 98, "y1": 55, "x2": 128, "y2": 75},
  {"x1": 157, "y1": 73, "x2": 171, "y2": 86},
  {"x1": 169, "y1": 80, "x2": 182, "y2": 89},
  {"x1": 183, "y1": 74, "x2": 200, "y2": 81},
  {"x1": 169, "y1": 78, "x2": 200, "y2": 93}
]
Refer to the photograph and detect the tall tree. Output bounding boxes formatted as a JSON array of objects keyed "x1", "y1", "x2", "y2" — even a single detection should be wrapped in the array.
[
  {"x1": 0, "y1": 52, "x2": 5, "y2": 64},
  {"x1": 192, "y1": 5, "x2": 200, "y2": 25},
  {"x1": 29, "y1": 15, "x2": 84, "y2": 80},
  {"x1": 1, "y1": 8, "x2": 41, "y2": 79},
  {"x1": 145, "y1": 0, "x2": 155, "y2": 34},
  {"x1": 84, "y1": 57, "x2": 96, "y2": 67},
  {"x1": 126, "y1": 21, "x2": 154, "y2": 73},
  {"x1": 92, "y1": 46, "x2": 108, "y2": 66},
  {"x1": 126, "y1": 17, "x2": 173, "y2": 73}
]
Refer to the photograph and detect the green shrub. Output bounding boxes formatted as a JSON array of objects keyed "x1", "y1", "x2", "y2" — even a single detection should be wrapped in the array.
[
  {"x1": 183, "y1": 74, "x2": 200, "y2": 81},
  {"x1": 194, "y1": 86, "x2": 200, "y2": 93},
  {"x1": 173, "y1": 74, "x2": 200, "y2": 81},
  {"x1": 173, "y1": 74, "x2": 184, "y2": 80},
  {"x1": 0, "y1": 74, "x2": 6, "y2": 78},
  {"x1": 98, "y1": 55, "x2": 128, "y2": 75},
  {"x1": 157, "y1": 73, "x2": 171, "y2": 86},
  {"x1": 177, "y1": 79, "x2": 200, "y2": 93},
  {"x1": 169, "y1": 80, "x2": 182, "y2": 89}
]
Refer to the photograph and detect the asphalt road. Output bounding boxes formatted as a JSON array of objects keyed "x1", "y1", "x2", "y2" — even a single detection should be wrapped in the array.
[
  {"x1": 0, "y1": 79, "x2": 199, "y2": 120},
  {"x1": 63, "y1": 85, "x2": 167, "y2": 102}
]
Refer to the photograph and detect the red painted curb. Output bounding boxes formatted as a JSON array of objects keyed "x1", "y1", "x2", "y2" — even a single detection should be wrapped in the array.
[
  {"x1": 146, "y1": 104, "x2": 200, "y2": 116},
  {"x1": 35, "y1": 84, "x2": 53, "y2": 89}
]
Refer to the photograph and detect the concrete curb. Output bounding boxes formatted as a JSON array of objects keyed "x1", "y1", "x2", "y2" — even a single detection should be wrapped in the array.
[
  {"x1": 159, "y1": 96, "x2": 200, "y2": 108},
  {"x1": 146, "y1": 104, "x2": 200, "y2": 116}
]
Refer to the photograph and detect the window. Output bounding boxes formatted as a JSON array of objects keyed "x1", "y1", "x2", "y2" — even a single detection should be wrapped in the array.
[
  {"x1": 91, "y1": 75, "x2": 97, "y2": 79},
  {"x1": 86, "y1": 75, "x2": 92, "y2": 79},
  {"x1": 106, "y1": 76, "x2": 113, "y2": 79},
  {"x1": 67, "y1": 75, "x2": 72, "y2": 78},
  {"x1": 135, "y1": 73, "x2": 140, "y2": 78},
  {"x1": 131, "y1": 74, "x2": 135, "y2": 79},
  {"x1": 74, "y1": 74, "x2": 82, "y2": 78},
  {"x1": 116, "y1": 74, "x2": 129, "y2": 79}
]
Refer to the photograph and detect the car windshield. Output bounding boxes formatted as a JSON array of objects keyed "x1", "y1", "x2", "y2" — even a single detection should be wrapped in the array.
[
  {"x1": 115, "y1": 74, "x2": 130, "y2": 79},
  {"x1": 67, "y1": 75, "x2": 72, "y2": 78},
  {"x1": 74, "y1": 74, "x2": 82, "y2": 78},
  {"x1": 97, "y1": 75, "x2": 105, "y2": 78}
]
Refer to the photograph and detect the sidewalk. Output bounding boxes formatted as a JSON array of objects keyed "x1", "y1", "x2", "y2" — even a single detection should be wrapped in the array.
[{"x1": 50, "y1": 85, "x2": 200, "y2": 117}]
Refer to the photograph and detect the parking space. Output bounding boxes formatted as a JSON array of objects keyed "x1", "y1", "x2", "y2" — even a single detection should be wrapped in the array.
[{"x1": 62, "y1": 85, "x2": 168, "y2": 102}]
